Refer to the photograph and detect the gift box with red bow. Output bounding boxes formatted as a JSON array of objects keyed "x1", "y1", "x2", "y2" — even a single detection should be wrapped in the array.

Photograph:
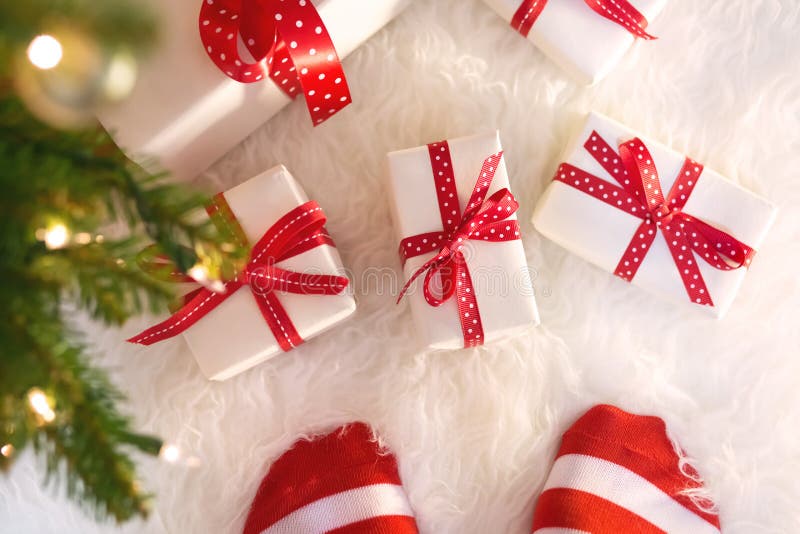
[
  {"x1": 387, "y1": 132, "x2": 540, "y2": 350},
  {"x1": 97, "y1": 0, "x2": 410, "y2": 180},
  {"x1": 482, "y1": 0, "x2": 667, "y2": 84},
  {"x1": 128, "y1": 166, "x2": 356, "y2": 380},
  {"x1": 532, "y1": 112, "x2": 778, "y2": 317}
]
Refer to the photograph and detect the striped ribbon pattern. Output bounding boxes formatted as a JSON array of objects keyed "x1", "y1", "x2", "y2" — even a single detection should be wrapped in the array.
[
  {"x1": 511, "y1": 0, "x2": 656, "y2": 39},
  {"x1": 532, "y1": 405, "x2": 722, "y2": 534}
]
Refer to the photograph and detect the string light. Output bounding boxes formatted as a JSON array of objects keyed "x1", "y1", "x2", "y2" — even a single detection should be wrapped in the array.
[
  {"x1": 1, "y1": 444, "x2": 13, "y2": 458},
  {"x1": 74, "y1": 232, "x2": 92, "y2": 245},
  {"x1": 157, "y1": 442, "x2": 201, "y2": 467},
  {"x1": 42, "y1": 223, "x2": 70, "y2": 249},
  {"x1": 27, "y1": 388, "x2": 56, "y2": 423},
  {"x1": 188, "y1": 263, "x2": 226, "y2": 293},
  {"x1": 188, "y1": 264, "x2": 210, "y2": 283},
  {"x1": 159, "y1": 443, "x2": 180, "y2": 463},
  {"x1": 27, "y1": 35, "x2": 63, "y2": 70},
  {"x1": 104, "y1": 51, "x2": 138, "y2": 100}
]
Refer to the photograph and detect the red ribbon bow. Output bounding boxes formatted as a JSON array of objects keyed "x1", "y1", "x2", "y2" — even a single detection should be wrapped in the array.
[
  {"x1": 199, "y1": 0, "x2": 351, "y2": 125},
  {"x1": 553, "y1": 132, "x2": 755, "y2": 307},
  {"x1": 512, "y1": 0, "x2": 656, "y2": 39},
  {"x1": 128, "y1": 195, "x2": 349, "y2": 351},
  {"x1": 397, "y1": 143, "x2": 521, "y2": 347}
]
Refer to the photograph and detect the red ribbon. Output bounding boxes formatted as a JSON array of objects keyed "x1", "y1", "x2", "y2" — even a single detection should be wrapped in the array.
[
  {"x1": 397, "y1": 143, "x2": 521, "y2": 347},
  {"x1": 511, "y1": 0, "x2": 656, "y2": 39},
  {"x1": 553, "y1": 132, "x2": 756, "y2": 307},
  {"x1": 199, "y1": 0, "x2": 351, "y2": 125},
  {"x1": 128, "y1": 195, "x2": 349, "y2": 351}
]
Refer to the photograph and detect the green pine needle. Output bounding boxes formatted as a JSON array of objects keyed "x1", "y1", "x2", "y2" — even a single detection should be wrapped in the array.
[{"x1": 0, "y1": 1, "x2": 245, "y2": 522}]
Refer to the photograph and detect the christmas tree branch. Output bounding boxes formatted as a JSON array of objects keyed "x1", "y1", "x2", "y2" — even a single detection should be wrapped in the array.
[
  {"x1": 24, "y1": 318, "x2": 161, "y2": 521},
  {"x1": 37, "y1": 240, "x2": 176, "y2": 324},
  {"x1": 0, "y1": 1, "x2": 245, "y2": 523}
]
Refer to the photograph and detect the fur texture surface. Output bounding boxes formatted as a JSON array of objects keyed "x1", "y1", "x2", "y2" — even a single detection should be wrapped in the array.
[{"x1": 2, "y1": 0, "x2": 799, "y2": 532}]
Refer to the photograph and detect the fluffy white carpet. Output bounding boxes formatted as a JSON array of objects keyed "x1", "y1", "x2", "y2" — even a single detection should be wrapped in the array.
[{"x1": 3, "y1": 0, "x2": 800, "y2": 532}]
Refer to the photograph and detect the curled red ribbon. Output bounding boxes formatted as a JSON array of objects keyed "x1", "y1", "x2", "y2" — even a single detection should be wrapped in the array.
[
  {"x1": 397, "y1": 143, "x2": 521, "y2": 347},
  {"x1": 199, "y1": 0, "x2": 351, "y2": 125},
  {"x1": 128, "y1": 195, "x2": 349, "y2": 351},
  {"x1": 511, "y1": 0, "x2": 656, "y2": 39},
  {"x1": 553, "y1": 132, "x2": 755, "y2": 307}
]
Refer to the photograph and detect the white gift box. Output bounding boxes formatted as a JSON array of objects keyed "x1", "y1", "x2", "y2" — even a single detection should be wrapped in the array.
[
  {"x1": 97, "y1": 0, "x2": 410, "y2": 180},
  {"x1": 180, "y1": 165, "x2": 355, "y2": 380},
  {"x1": 482, "y1": 0, "x2": 667, "y2": 84},
  {"x1": 532, "y1": 112, "x2": 778, "y2": 318},
  {"x1": 387, "y1": 131, "x2": 540, "y2": 350}
]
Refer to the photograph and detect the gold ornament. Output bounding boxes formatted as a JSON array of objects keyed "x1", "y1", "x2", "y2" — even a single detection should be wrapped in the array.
[{"x1": 16, "y1": 27, "x2": 138, "y2": 129}]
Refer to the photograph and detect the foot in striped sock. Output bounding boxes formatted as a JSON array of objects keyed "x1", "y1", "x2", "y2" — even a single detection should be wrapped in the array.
[
  {"x1": 532, "y1": 404, "x2": 722, "y2": 534},
  {"x1": 243, "y1": 422, "x2": 418, "y2": 534}
]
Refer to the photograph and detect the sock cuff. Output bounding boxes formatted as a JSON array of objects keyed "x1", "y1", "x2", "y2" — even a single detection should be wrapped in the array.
[
  {"x1": 541, "y1": 404, "x2": 721, "y2": 530},
  {"x1": 243, "y1": 422, "x2": 412, "y2": 534}
]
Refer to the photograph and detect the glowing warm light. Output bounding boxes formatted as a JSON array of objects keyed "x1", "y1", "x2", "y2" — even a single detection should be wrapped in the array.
[
  {"x1": 188, "y1": 264, "x2": 209, "y2": 283},
  {"x1": 27, "y1": 35, "x2": 63, "y2": 70},
  {"x1": 43, "y1": 223, "x2": 70, "y2": 249},
  {"x1": 74, "y1": 232, "x2": 92, "y2": 244},
  {"x1": 159, "y1": 443, "x2": 180, "y2": 463},
  {"x1": 189, "y1": 264, "x2": 226, "y2": 293},
  {"x1": 1, "y1": 444, "x2": 13, "y2": 457},
  {"x1": 104, "y1": 52, "x2": 138, "y2": 100},
  {"x1": 27, "y1": 388, "x2": 56, "y2": 423}
]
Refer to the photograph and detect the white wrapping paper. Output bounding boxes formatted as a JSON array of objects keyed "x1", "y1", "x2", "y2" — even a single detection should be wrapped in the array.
[
  {"x1": 97, "y1": 0, "x2": 410, "y2": 180},
  {"x1": 182, "y1": 165, "x2": 355, "y2": 380},
  {"x1": 482, "y1": 0, "x2": 667, "y2": 84},
  {"x1": 387, "y1": 132, "x2": 540, "y2": 350},
  {"x1": 532, "y1": 112, "x2": 778, "y2": 318}
]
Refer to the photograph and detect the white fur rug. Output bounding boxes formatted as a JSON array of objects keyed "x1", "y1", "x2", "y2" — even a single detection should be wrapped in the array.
[{"x1": 3, "y1": 0, "x2": 800, "y2": 532}]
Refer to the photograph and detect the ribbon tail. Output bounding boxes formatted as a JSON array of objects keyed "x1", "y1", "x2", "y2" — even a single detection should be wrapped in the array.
[
  {"x1": 127, "y1": 287, "x2": 226, "y2": 345},
  {"x1": 686, "y1": 216, "x2": 755, "y2": 270},
  {"x1": 454, "y1": 255, "x2": 484, "y2": 347},
  {"x1": 422, "y1": 257, "x2": 458, "y2": 307},
  {"x1": 397, "y1": 251, "x2": 447, "y2": 304},
  {"x1": 584, "y1": 0, "x2": 656, "y2": 39},
  {"x1": 252, "y1": 291, "x2": 303, "y2": 352},
  {"x1": 613, "y1": 219, "x2": 657, "y2": 282},
  {"x1": 510, "y1": 0, "x2": 548, "y2": 38},
  {"x1": 661, "y1": 226, "x2": 714, "y2": 307},
  {"x1": 268, "y1": 3, "x2": 351, "y2": 125}
]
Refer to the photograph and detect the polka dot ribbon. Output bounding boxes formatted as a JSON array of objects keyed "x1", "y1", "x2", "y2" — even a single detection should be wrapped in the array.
[
  {"x1": 553, "y1": 132, "x2": 756, "y2": 307},
  {"x1": 128, "y1": 195, "x2": 349, "y2": 351},
  {"x1": 199, "y1": 0, "x2": 351, "y2": 125},
  {"x1": 397, "y1": 142, "x2": 521, "y2": 347},
  {"x1": 511, "y1": 0, "x2": 655, "y2": 39}
]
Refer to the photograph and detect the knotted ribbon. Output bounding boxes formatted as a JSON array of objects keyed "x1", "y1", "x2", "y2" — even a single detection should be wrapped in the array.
[
  {"x1": 511, "y1": 0, "x2": 656, "y2": 39},
  {"x1": 128, "y1": 194, "x2": 349, "y2": 351},
  {"x1": 397, "y1": 142, "x2": 521, "y2": 347},
  {"x1": 553, "y1": 132, "x2": 755, "y2": 307},
  {"x1": 199, "y1": 0, "x2": 351, "y2": 125}
]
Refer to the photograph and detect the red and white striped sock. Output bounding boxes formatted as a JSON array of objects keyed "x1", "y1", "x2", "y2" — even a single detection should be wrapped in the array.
[
  {"x1": 243, "y1": 422, "x2": 419, "y2": 534},
  {"x1": 531, "y1": 404, "x2": 722, "y2": 534}
]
